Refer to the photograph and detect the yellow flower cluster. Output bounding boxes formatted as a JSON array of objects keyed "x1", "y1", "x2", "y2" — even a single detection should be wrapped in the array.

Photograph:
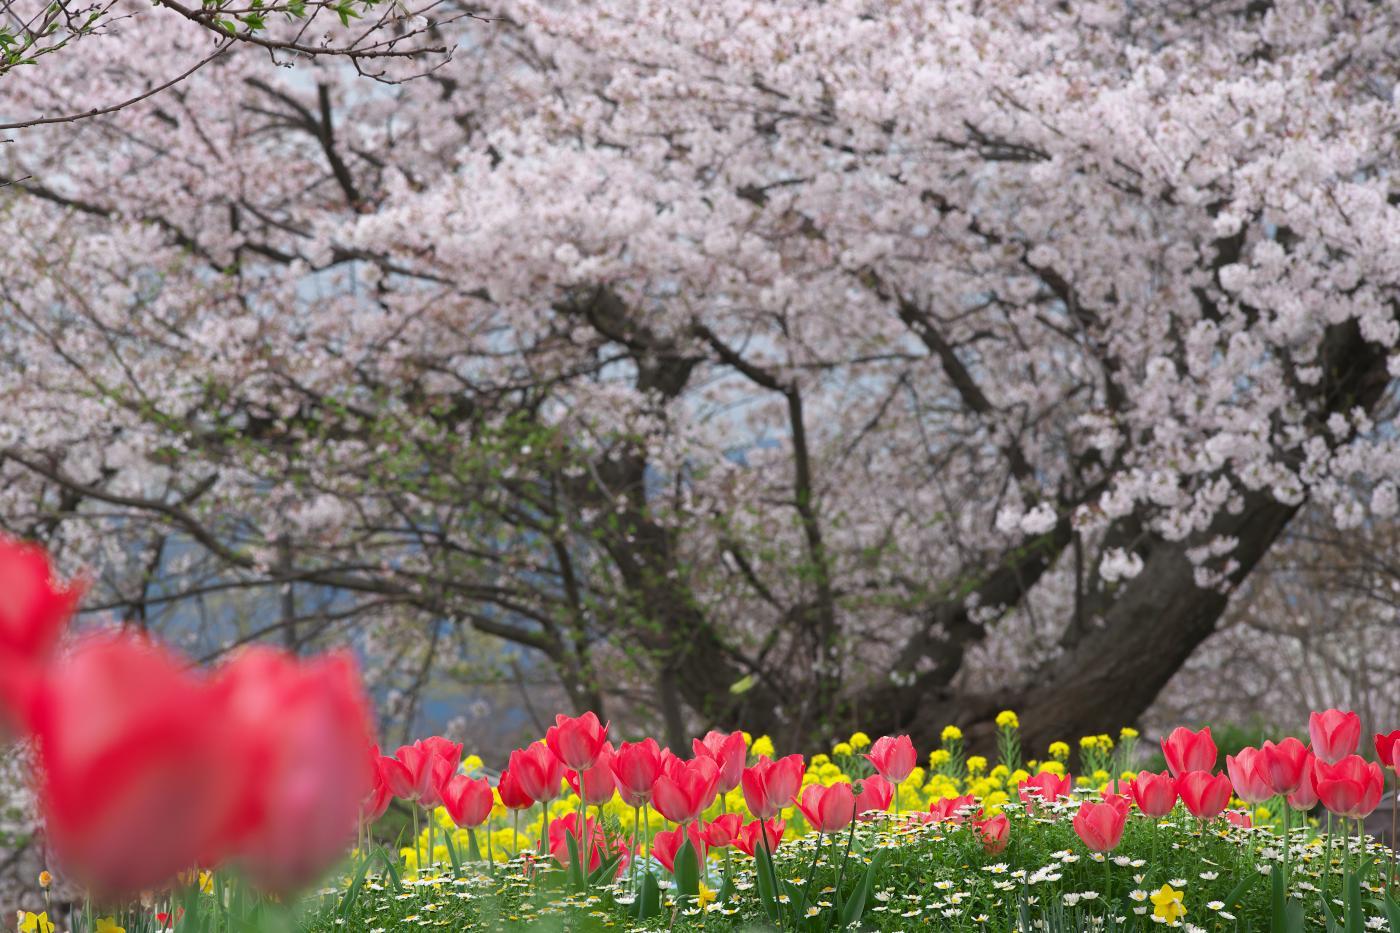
[
  {"x1": 1080, "y1": 733, "x2": 1114, "y2": 752},
  {"x1": 995, "y1": 710, "x2": 1019, "y2": 729}
]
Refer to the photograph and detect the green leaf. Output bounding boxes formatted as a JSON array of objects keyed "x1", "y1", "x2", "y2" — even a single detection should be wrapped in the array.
[
  {"x1": 674, "y1": 838, "x2": 700, "y2": 900},
  {"x1": 634, "y1": 871, "x2": 662, "y2": 920},
  {"x1": 729, "y1": 674, "x2": 755, "y2": 695},
  {"x1": 1222, "y1": 865, "x2": 1259, "y2": 909},
  {"x1": 840, "y1": 851, "x2": 885, "y2": 929},
  {"x1": 1344, "y1": 872, "x2": 1364, "y2": 933},
  {"x1": 755, "y1": 846, "x2": 780, "y2": 922},
  {"x1": 588, "y1": 853, "x2": 622, "y2": 887},
  {"x1": 565, "y1": 830, "x2": 585, "y2": 889}
]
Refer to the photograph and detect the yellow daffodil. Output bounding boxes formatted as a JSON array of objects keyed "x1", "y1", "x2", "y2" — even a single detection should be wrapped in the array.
[
  {"x1": 19, "y1": 912, "x2": 54, "y2": 933},
  {"x1": 95, "y1": 919, "x2": 126, "y2": 933},
  {"x1": 697, "y1": 882, "x2": 717, "y2": 907},
  {"x1": 1150, "y1": 884, "x2": 1186, "y2": 924},
  {"x1": 995, "y1": 710, "x2": 1019, "y2": 729}
]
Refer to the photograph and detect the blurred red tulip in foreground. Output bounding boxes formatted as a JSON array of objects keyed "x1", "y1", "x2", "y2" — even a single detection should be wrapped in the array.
[
  {"x1": 31, "y1": 634, "x2": 255, "y2": 897},
  {"x1": 214, "y1": 647, "x2": 376, "y2": 894},
  {"x1": 0, "y1": 534, "x2": 82, "y2": 733}
]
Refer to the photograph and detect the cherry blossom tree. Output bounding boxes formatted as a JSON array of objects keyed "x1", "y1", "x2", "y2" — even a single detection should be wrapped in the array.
[{"x1": 3, "y1": 0, "x2": 1399, "y2": 752}]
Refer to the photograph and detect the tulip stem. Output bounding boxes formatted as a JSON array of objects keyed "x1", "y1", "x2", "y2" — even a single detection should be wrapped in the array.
[
  {"x1": 540, "y1": 800, "x2": 550, "y2": 860},
  {"x1": 427, "y1": 809, "x2": 436, "y2": 874},
  {"x1": 796, "y1": 831, "x2": 823, "y2": 921},
  {"x1": 512, "y1": 810, "x2": 520, "y2": 862},
  {"x1": 1280, "y1": 802, "x2": 1289, "y2": 889},
  {"x1": 1323, "y1": 812, "x2": 1333, "y2": 902},
  {"x1": 758, "y1": 819, "x2": 782, "y2": 924},
  {"x1": 827, "y1": 818, "x2": 858, "y2": 930},
  {"x1": 411, "y1": 805, "x2": 420, "y2": 877},
  {"x1": 1389, "y1": 774, "x2": 1397, "y2": 888},
  {"x1": 630, "y1": 805, "x2": 641, "y2": 893}
]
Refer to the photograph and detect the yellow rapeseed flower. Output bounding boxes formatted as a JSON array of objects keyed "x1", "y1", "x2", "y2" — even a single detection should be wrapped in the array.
[
  {"x1": 810, "y1": 753, "x2": 831, "y2": 767},
  {"x1": 929, "y1": 749, "x2": 951, "y2": 766},
  {"x1": 1119, "y1": 727, "x2": 1139, "y2": 739},
  {"x1": 832, "y1": 742, "x2": 853, "y2": 756},
  {"x1": 966, "y1": 756, "x2": 987, "y2": 774},
  {"x1": 1079, "y1": 735, "x2": 1097, "y2": 749},
  {"x1": 940, "y1": 725, "x2": 963, "y2": 743},
  {"x1": 995, "y1": 710, "x2": 1019, "y2": 729},
  {"x1": 1048, "y1": 741, "x2": 1070, "y2": 760},
  {"x1": 849, "y1": 731, "x2": 871, "y2": 749},
  {"x1": 1039, "y1": 760, "x2": 1066, "y2": 776},
  {"x1": 751, "y1": 735, "x2": 775, "y2": 758},
  {"x1": 1150, "y1": 884, "x2": 1186, "y2": 925}
]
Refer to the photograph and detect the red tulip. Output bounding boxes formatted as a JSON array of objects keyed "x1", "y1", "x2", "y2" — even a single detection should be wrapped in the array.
[
  {"x1": 214, "y1": 647, "x2": 376, "y2": 893},
  {"x1": 567, "y1": 744, "x2": 618, "y2": 807},
  {"x1": 362, "y1": 749, "x2": 394, "y2": 824},
  {"x1": 1312, "y1": 754, "x2": 1384, "y2": 819},
  {"x1": 1225, "y1": 748, "x2": 1275, "y2": 805},
  {"x1": 693, "y1": 731, "x2": 747, "y2": 793},
  {"x1": 854, "y1": 774, "x2": 893, "y2": 820},
  {"x1": 545, "y1": 712, "x2": 610, "y2": 771},
  {"x1": 1161, "y1": 726, "x2": 1216, "y2": 778},
  {"x1": 733, "y1": 818, "x2": 786, "y2": 857},
  {"x1": 379, "y1": 755, "x2": 414, "y2": 800},
  {"x1": 651, "y1": 821, "x2": 707, "y2": 873},
  {"x1": 0, "y1": 535, "x2": 82, "y2": 733},
  {"x1": 1260, "y1": 737, "x2": 1311, "y2": 796},
  {"x1": 393, "y1": 737, "x2": 462, "y2": 809},
  {"x1": 509, "y1": 743, "x2": 567, "y2": 803},
  {"x1": 31, "y1": 634, "x2": 255, "y2": 897},
  {"x1": 441, "y1": 774, "x2": 494, "y2": 828},
  {"x1": 1072, "y1": 795, "x2": 1129, "y2": 852},
  {"x1": 611, "y1": 738, "x2": 664, "y2": 807},
  {"x1": 1287, "y1": 772, "x2": 1319, "y2": 811},
  {"x1": 864, "y1": 735, "x2": 917, "y2": 784},
  {"x1": 741, "y1": 754, "x2": 805, "y2": 820},
  {"x1": 1175, "y1": 771, "x2": 1233, "y2": 820},
  {"x1": 702, "y1": 813, "x2": 744, "y2": 848},
  {"x1": 1374, "y1": 731, "x2": 1400, "y2": 773},
  {"x1": 497, "y1": 769, "x2": 535, "y2": 810},
  {"x1": 1127, "y1": 770, "x2": 1177, "y2": 818},
  {"x1": 796, "y1": 782, "x2": 856, "y2": 834},
  {"x1": 653, "y1": 756, "x2": 720, "y2": 824},
  {"x1": 548, "y1": 812, "x2": 625, "y2": 875},
  {"x1": 1018, "y1": 771, "x2": 1073, "y2": 808},
  {"x1": 1225, "y1": 810, "x2": 1253, "y2": 829},
  {"x1": 1308, "y1": 709, "x2": 1360, "y2": 765},
  {"x1": 975, "y1": 812, "x2": 1010, "y2": 854},
  {"x1": 925, "y1": 793, "x2": 980, "y2": 824}
]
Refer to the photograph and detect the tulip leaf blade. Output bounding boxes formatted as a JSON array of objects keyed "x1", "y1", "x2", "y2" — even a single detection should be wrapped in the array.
[
  {"x1": 674, "y1": 838, "x2": 700, "y2": 899},
  {"x1": 634, "y1": 871, "x2": 662, "y2": 919},
  {"x1": 840, "y1": 849, "x2": 885, "y2": 929},
  {"x1": 565, "y1": 830, "x2": 585, "y2": 889},
  {"x1": 754, "y1": 846, "x2": 779, "y2": 922},
  {"x1": 588, "y1": 852, "x2": 622, "y2": 887}
]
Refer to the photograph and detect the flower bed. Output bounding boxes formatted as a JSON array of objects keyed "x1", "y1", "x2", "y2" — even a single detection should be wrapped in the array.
[
  {"x1": 296, "y1": 718, "x2": 1400, "y2": 932},
  {"x1": 4, "y1": 535, "x2": 1400, "y2": 931}
]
